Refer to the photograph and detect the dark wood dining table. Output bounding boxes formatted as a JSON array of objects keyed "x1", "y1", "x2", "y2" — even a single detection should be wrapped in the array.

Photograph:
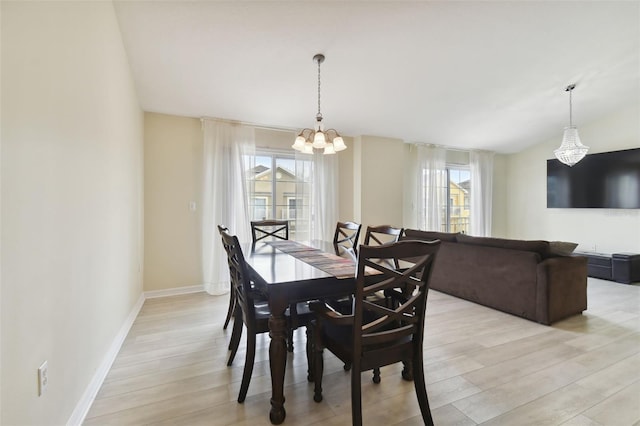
[{"x1": 242, "y1": 240, "x2": 357, "y2": 424}]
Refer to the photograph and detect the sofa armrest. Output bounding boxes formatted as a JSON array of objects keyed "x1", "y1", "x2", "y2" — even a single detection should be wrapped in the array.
[{"x1": 536, "y1": 255, "x2": 588, "y2": 325}]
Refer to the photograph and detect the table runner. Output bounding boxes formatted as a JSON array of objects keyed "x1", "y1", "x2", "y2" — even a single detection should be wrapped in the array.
[{"x1": 266, "y1": 240, "x2": 356, "y2": 279}]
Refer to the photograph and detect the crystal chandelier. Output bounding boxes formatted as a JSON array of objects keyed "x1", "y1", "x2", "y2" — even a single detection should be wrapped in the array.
[
  {"x1": 292, "y1": 54, "x2": 347, "y2": 155},
  {"x1": 554, "y1": 84, "x2": 589, "y2": 167}
]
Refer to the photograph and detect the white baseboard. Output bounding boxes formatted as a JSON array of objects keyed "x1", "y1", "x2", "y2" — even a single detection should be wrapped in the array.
[
  {"x1": 67, "y1": 284, "x2": 207, "y2": 425},
  {"x1": 67, "y1": 292, "x2": 145, "y2": 426},
  {"x1": 144, "y1": 284, "x2": 205, "y2": 299}
]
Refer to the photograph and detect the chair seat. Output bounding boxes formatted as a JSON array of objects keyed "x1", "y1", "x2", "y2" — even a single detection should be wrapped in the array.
[{"x1": 318, "y1": 316, "x2": 412, "y2": 364}]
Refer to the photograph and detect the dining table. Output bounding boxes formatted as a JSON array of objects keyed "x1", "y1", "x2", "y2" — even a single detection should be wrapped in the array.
[{"x1": 242, "y1": 239, "x2": 357, "y2": 425}]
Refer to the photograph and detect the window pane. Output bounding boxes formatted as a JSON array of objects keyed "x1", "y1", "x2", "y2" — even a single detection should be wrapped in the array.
[
  {"x1": 448, "y1": 167, "x2": 470, "y2": 234},
  {"x1": 244, "y1": 150, "x2": 312, "y2": 240},
  {"x1": 421, "y1": 165, "x2": 471, "y2": 234},
  {"x1": 274, "y1": 157, "x2": 296, "y2": 221}
]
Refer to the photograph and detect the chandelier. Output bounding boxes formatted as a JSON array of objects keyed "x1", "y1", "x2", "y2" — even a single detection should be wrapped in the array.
[
  {"x1": 292, "y1": 54, "x2": 347, "y2": 155},
  {"x1": 554, "y1": 84, "x2": 589, "y2": 167}
]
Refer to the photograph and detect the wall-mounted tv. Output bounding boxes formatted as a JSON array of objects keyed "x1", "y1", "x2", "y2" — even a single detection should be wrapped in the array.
[{"x1": 547, "y1": 148, "x2": 640, "y2": 209}]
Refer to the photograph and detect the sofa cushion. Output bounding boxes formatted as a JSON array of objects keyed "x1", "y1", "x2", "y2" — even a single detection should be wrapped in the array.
[
  {"x1": 456, "y1": 234, "x2": 550, "y2": 259},
  {"x1": 549, "y1": 241, "x2": 579, "y2": 256},
  {"x1": 402, "y1": 229, "x2": 458, "y2": 242}
]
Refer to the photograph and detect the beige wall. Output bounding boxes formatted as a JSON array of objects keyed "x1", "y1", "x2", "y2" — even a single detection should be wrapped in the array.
[
  {"x1": 353, "y1": 135, "x2": 405, "y2": 232},
  {"x1": 144, "y1": 113, "x2": 203, "y2": 292},
  {"x1": 505, "y1": 103, "x2": 640, "y2": 253},
  {"x1": 1, "y1": 2, "x2": 144, "y2": 425},
  {"x1": 491, "y1": 154, "x2": 509, "y2": 237}
]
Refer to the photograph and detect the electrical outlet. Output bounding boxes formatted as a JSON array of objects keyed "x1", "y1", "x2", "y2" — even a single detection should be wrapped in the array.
[{"x1": 38, "y1": 361, "x2": 48, "y2": 396}]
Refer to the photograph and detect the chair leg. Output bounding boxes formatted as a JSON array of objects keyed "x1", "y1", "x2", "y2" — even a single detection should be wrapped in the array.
[
  {"x1": 351, "y1": 360, "x2": 363, "y2": 426},
  {"x1": 287, "y1": 326, "x2": 294, "y2": 352},
  {"x1": 306, "y1": 326, "x2": 314, "y2": 382},
  {"x1": 223, "y1": 290, "x2": 235, "y2": 330},
  {"x1": 238, "y1": 328, "x2": 256, "y2": 403},
  {"x1": 227, "y1": 310, "x2": 243, "y2": 365},
  {"x1": 287, "y1": 303, "x2": 300, "y2": 352},
  {"x1": 313, "y1": 328, "x2": 324, "y2": 402},
  {"x1": 372, "y1": 367, "x2": 381, "y2": 384},
  {"x1": 413, "y1": 356, "x2": 434, "y2": 426},
  {"x1": 402, "y1": 360, "x2": 414, "y2": 381}
]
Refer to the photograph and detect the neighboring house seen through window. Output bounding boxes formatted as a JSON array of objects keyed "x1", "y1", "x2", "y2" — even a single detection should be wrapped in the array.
[{"x1": 245, "y1": 150, "x2": 311, "y2": 239}]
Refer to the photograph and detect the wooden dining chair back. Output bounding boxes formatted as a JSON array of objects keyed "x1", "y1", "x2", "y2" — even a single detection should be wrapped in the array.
[
  {"x1": 251, "y1": 220, "x2": 289, "y2": 242},
  {"x1": 310, "y1": 239, "x2": 441, "y2": 426},
  {"x1": 363, "y1": 225, "x2": 404, "y2": 270},
  {"x1": 363, "y1": 224, "x2": 403, "y2": 246},
  {"x1": 333, "y1": 221, "x2": 362, "y2": 256},
  {"x1": 217, "y1": 225, "x2": 235, "y2": 330}
]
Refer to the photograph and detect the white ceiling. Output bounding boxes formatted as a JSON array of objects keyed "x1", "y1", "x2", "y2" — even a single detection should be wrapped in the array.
[{"x1": 113, "y1": 1, "x2": 640, "y2": 154}]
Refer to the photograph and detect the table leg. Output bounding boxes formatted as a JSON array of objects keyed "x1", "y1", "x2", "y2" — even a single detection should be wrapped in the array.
[{"x1": 268, "y1": 301, "x2": 287, "y2": 424}]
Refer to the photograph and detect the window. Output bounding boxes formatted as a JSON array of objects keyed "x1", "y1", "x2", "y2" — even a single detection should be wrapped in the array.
[
  {"x1": 285, "y1": 197, "x2": 298, "y2": 219},
  {"x1": 442, "y1": 167, "x2": 471, "y2": 234},
  {"x1": 245, "y1": 150, "x2": 312, "y2": 239},
  {"x1": 252, "y1": 196, "x2": 268, "y2": 220}
]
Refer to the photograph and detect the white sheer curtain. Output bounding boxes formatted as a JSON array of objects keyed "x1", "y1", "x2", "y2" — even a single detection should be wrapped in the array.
[
  {"x1": 201, "y1": 119, "x2": 255, "y2": 295},
  {"x1": 294, "y1": 151, "x2": 338, "y2": 241},
  {"x1": 415, "y1": 144, "x2": 447, "y2": 231},
  {"x1": 470, "y1": 150, "x2": 494, "y2": 237}
]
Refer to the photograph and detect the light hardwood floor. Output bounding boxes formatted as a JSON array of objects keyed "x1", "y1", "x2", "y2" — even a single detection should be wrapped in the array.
[{"x1": 84, "y1": 278, "x2": 640, "y2": 425}]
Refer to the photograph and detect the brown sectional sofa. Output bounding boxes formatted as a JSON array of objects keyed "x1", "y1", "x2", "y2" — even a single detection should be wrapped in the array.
[{"x1": 402, "y1": 229, "x2": 588, "y2": 325}]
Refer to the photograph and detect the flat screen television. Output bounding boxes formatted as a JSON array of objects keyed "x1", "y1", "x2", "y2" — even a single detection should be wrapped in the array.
[{"x1": 547, "y1": 148, "x2": 640, "y2": 209}]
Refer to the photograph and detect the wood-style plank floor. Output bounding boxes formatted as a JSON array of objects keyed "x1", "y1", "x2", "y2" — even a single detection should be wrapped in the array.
[{"x1": 84, "y1": 278, "x2": 640, "y2": 425}]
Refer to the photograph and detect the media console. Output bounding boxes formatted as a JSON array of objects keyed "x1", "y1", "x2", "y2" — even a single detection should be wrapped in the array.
[{"x1": 574, "y1": 251, "x2": 640, "y2": 284}]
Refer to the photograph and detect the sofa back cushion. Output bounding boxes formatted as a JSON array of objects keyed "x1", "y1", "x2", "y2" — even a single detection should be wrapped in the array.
[
  {"x1": 456, "y1": 233, "x2": 550, "y2": 259},
  {"x1": 402, "y1": 229, "x2": 458, "y2": 242},
  {"x1": 430, "y1": 242, "x2": 540, "y2": 321}
]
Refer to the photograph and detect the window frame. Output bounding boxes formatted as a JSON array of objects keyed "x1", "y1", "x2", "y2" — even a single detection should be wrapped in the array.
[{"x1": 443, "y1": 165, "x2": 471, "y2": 234}]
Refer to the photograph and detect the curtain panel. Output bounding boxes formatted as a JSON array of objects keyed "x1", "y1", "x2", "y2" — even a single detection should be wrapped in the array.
[
  {"x1": 470, "y1": 150, "x2": 494, "y2": 237},
  {"x1": 415, "y1": 144, "x2": 447, "y2": 232},
  {"x1": 201, "y1": 120, "x2": 255, "y2": 295},
  {"x1": 294, "y1": 150, "x2": 339, "y2": 242}
]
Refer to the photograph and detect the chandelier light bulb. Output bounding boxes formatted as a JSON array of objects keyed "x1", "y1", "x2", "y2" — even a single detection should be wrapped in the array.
[
  {"x1": 313, "y1": 130, "x2": 327, "y2": 148},
  {"x1": 333, "y1": 136, "x2": 347, "y2": 152},
  {"x1": 324, "y1": 142, "x2": 336, "y2": 155},
  {"x1": 301, "y1": 142, "x2": 314, "y2": 154},
  {"x1": 292, "y1": 135, "x2": 306, "y2": 151}
]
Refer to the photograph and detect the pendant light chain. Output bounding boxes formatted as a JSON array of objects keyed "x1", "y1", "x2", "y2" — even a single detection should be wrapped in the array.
[
  {"x1": 316, "y1": 57, "x2": 322, "y2": 121},
  {"x1": 566, "y1": 84, "x2": 575, "y2": 127}
]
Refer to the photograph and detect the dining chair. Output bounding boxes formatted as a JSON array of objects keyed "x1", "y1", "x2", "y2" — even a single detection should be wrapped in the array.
[
  {"x1": 333, "y1": 221, "x2": 362, "y2": 257},
  {"x1": 251, "y1": 220, "x2": 289, "y2": 242},
  {"x1": 363, "y1": 224, "x2": 404, "y2": 246},
  {"x1": 309, "y1": 239, "x2": 441, "y2": 426},
  {"x1": 219, "y1": 230, "x2": 314, "y2": 403}
]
